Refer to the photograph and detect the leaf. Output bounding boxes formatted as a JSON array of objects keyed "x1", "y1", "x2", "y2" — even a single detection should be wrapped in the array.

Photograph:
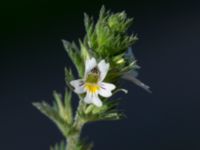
[
  {"x1": 33, "y1": 101, "x2": 70, "y2": 137},
  {"x1": 101, "y1": 111, "x2": 125, "y2": 121},
  {"x1": 52, "y1": 90, "x2": 73, "y2": 124},
  {"x1": 62, "y1": 40, "x2": 84, "y2": 77},
  {"x1": 81, "y1": 99, "x2": 124, "y2": 122},
  {"x1": 64, "y1": 89, "x2": 73, "y2": 124},
  {"x1": 53, "y1": 91, "x2": 65, "y2": 119},
  {"x1": 79, "y1": 40, "x2": 90, "y2": 61},
  {"x1": 64, "y1": 67, "x2": 74, "y2": 90}
]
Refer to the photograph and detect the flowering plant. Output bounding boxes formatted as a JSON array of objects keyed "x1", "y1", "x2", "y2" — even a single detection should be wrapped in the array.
[{"x1": 33, "y1": 6, "x2": 150, "y2": 150}]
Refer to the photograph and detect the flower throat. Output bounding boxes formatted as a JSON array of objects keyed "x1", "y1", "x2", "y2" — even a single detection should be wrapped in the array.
[{"x1": 85, "y1": 67, "x2": 100, "y2": 83}]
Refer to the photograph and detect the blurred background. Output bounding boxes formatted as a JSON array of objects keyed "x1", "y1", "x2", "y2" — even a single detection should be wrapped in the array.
[{"x1": 0, "y1": 0, "x2": 200, "y2": 150}]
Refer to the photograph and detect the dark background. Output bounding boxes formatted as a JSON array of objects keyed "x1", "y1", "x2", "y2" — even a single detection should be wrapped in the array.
[{"x1": 0, "y1": 0, "x2": 200, "y2": 150}]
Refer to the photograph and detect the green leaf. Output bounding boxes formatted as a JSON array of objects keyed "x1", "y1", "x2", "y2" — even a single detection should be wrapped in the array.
[
  {"x1": 80, "y1": 99, "x2": 124, "y2": 122},
  {"x1": 64, "y1": 89, "x2": 73, "y2": 124},
  {"x1": 53, "y1": 90, "x2": 73, "y2": 124},
  {"x1": 62, "y1": 40, "x2": 84, "y2": 77},
  {"x1": 53, "y1": 91, "x2": 65, "y2": 119},
  {"x1": 64, "y1": 67, "x2": 74, "y2": 90},
  {"x1": 33, "y1": 101, "x2": 70, "y2": 137},
  {"x1": 79, "y1": 40, "x2": 90, "y2": 61}
]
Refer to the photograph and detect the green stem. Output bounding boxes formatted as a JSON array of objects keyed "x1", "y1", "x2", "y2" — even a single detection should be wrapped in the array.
[
  {"x1": 66, "y1": 100, "x2": 85, "y2": 150},
  {"x1": 66, "y1": 133, "x2": 80, "y2": 150}
]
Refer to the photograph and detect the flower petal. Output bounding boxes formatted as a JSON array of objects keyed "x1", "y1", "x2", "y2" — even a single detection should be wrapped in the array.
[
  {"x1": 92, "y1": 94, "x2": 102, "y2": 107},
  {"x1": 101, "y1": 82, "x2": 116, "y2": 90},
  {"x1": 84, "y1": 57, "x2": 97, "y2": 78},
  {"x1": 70, "y1": 79, "x2": 85, "y2": 94},
  {"x1": 99, "y1": 82, "x2": 116, "y2": 97},
  {"x1": 74, "y1": 86, "x2": 85, "y2": 94},
  {"x1": 84, "y1": 92, "x2": 102, "y2": 107},
  {"x1": 99, "y1": 88, "x2": 112, "y2": 97},
  {"x1": 98, "y1": 60, "x2": 110, "y2": 81},
  {"x1": 84, "y1": 92, "x2": 93, "y2": 104}
]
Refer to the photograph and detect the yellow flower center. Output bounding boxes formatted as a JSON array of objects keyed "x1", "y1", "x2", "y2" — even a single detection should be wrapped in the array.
[{"x1": 84, "y1": 83, "x2": 100, "y2": 93}]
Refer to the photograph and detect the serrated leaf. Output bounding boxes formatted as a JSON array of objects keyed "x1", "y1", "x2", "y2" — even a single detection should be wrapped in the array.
[
  {"x1": 64, "y1": 89, "x2": 73, "y2": 124},
  {"x1": 33, "y1": 101, "x2": 70, "y2": 137},
  {"x1": 62, "y1": 40, "x2": 84, "y2": 77},
  {"x1": 79, "y1": 40, "x2": 90, "y2": 61},
  {"x1": 53, "y1": 91, "x2": 65, "y2": 119},
  {"x1": 64, "y1": 67, "x2": 74, "y2": 90}
]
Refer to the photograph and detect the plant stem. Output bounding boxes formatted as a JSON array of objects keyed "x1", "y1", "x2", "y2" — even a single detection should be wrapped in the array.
[
  {"x1": 66, "y1": 100, "x2": 85, "y2": 150},
  {"x1": 66, "y1": 133, "x2": 80, "y2": 150}
]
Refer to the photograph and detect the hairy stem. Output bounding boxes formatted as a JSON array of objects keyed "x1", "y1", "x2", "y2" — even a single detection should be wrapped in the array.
[
  {"x1": 66, "y1": 100, "x2": 85, "y2": 150},
  {"x1": 66, "y1": 133, "x2": 80, "y2": 150}
]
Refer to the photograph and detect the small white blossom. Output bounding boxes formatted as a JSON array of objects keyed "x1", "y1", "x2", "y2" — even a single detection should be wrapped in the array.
[{"x1": 70, "y1": 57, "x2": 116, "y2": 107}]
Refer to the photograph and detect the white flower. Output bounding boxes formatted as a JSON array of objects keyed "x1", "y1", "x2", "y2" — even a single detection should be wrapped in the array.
[{"x1": 70, "y1": 57, "x2": 116, "y2": 107}]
